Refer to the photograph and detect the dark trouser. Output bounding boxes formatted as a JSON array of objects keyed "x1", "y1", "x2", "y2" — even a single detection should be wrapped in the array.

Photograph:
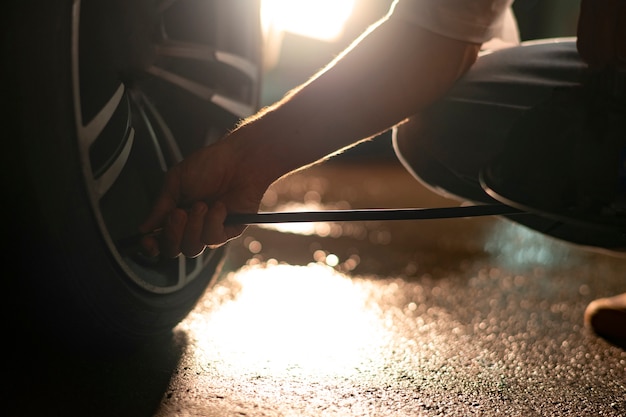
[{"x1": 393, "y1": 39, "x2": 626, "y2": 250}]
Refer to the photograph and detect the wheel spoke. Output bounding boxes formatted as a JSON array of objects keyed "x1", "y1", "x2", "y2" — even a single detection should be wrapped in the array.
[
  {"x1": 145, "y1": 65, "x2": 255, "y2": 118},
  {"x1": 77, "y1": 84, "x2": 126, "y2": 149},
  {"x1": 189, "y1": 253, "x2": 208, "y2": 280},
  {"x1": 70, "y1": 0, "x2": 258, "y2": 294},
  {"x1": 155, "y1": 40, "x2": 259, "y2": 81},
  {"x1": 72, "y1": 1, "x2": 127, "y2": 150},
  {"x1": 178, "y1": 255, "x2": 186, "y2": 286},
  {"x1": 140, "y1": 92, "x2": 184, "y2": 164},
  {"x1": 215, "y1": 49, "x2": 259, "y2": 82},
  {"x1": 92, "y1": 127, "x2": 135, "y2": 199},
  {"x1": 167, "y1": 253, "x2": 215, "y2": 291},
  {"x1": 178, "y1": 252, "x2": 218, "y2": 289},
  {"x1": 212, "y1": 94, "x2": 256, "y2": 119},
  {"x1": 135, "y1": 102, "x2": 168, "y2": 172}
]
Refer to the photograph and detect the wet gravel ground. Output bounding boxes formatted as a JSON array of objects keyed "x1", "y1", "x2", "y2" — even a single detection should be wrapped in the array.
[{"x1": 8, "y1": 158, "x2": 626, "y2": 416}]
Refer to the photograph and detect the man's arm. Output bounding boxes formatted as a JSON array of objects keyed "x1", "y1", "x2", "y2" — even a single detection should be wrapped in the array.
[
  {"x1": 235, "y1": 17, "x2": 481, "y2": 184},
  {"x1": 141, "y1": 14, "x2": 481, "y2": 258}
]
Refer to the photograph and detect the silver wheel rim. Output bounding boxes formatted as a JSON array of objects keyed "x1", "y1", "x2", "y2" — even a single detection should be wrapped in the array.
[{"x1": 71, "y1": 0, "x2": 260, "y2": 294}]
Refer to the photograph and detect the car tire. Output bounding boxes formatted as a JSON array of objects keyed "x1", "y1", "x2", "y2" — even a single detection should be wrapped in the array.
[{"x1": 2, "y1": 0, "x2": 261, "y2": 351}]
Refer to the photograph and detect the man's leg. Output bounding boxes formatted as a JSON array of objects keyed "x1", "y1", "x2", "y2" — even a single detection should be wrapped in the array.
[
  {"x1": 394, "y1": 39, "x2": 587, "y2": 208},
  {"x1": 393, "y1": 39, "x2": 626, "y2": 343}
]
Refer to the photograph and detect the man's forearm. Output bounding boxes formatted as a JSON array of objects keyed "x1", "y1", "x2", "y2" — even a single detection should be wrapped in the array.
[{"x1": 230, "y1": 15, "x2": 481, "y2": 186}]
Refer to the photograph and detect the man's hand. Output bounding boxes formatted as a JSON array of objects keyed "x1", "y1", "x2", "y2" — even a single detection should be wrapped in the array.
[
  {"x1": 577, "y1": 0, "x2": 626, "y2": 69},
  {"x1": 138, "y1": 12, "x2": 483, "y2": 259},
  {"x1": 139, "y1": 138, "x2": 269, "y2": 258}
]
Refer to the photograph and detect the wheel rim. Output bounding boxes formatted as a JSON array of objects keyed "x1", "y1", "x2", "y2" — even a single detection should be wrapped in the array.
[{"x1": 71, "y1": 0, "x2": 260, "y2": 294}]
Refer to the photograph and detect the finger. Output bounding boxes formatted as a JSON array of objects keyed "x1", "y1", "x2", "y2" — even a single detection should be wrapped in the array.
[
  {"x1": 223, "y1": 224, "x2": 248, "y2": 246},
  {"x1": 201, "y1": 201, "x2": 229, "y2": 248},
  {"x1": 161, "y1": 208, "x2": 187, "y2": 258},
  {"x1": 139, "y1": 169, "x2": 181, "y2": 234},
  {"x1": 140, "y1": 198, "x2": 174, "y2": 235},
  {"x1": 140, "y1": 234, "x2": 161, "y2": 258},
  {"x1": 181, "y1": 202, "x2": 208, "y2": 257}
]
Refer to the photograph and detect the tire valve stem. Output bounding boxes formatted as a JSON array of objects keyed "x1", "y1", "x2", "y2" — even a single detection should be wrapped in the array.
[{"x1": 116, "y1": 228, "x2": 162, "y2": 260}]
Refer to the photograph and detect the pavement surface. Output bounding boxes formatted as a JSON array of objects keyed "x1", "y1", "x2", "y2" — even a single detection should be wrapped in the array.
[{"x1": 8, "y1": 156, "x2": 626, "y2": 417}]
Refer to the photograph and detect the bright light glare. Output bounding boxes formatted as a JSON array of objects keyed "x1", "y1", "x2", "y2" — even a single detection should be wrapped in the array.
[
  {"x1": 261, "y1": 0, "x2": 356, "y2": 42},
  {"x1": 185, "y1": 263, "x2": 389, "y2": 378},
  {"x1": 257, "y1": 201, "x2": 340, "y2": 236}
]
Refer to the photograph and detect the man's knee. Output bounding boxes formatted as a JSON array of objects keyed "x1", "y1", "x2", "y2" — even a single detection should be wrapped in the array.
[
  {"x1": 392, "y1": 116, "x2": 437, "y2": 185},
  {"x1": 392, "y1": 117, "x2": 425, "y2": 163},
  {"x1": 393, "y1": 116, "x2": 478, "y2": 201}
]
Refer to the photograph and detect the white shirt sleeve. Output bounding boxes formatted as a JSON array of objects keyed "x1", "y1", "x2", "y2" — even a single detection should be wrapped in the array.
[{"x1": 390, "y1": 0, "x2": 518, "y2": 45}]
